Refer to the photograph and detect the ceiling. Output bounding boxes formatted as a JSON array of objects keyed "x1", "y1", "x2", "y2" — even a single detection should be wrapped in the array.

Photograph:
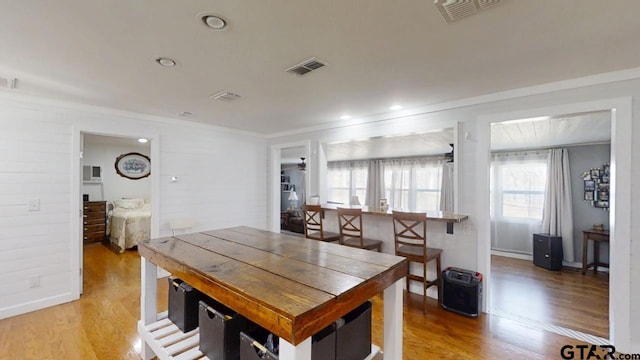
[
  {"x1": 326, "y1": 111, "x2": 611, "y2": 161},
  {"x1": 84, "y1": 134, "x2": 151, "y2": 149},
  {"x1": 1, "y1": 1, "x2": 639, "y2": 135}
]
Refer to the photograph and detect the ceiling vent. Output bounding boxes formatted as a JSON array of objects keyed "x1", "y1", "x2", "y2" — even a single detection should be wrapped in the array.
[
  {"x1": 210, "y1": 90, "x2": 241, "y2": 102},
  {"x1": 0, "y1": 77, "x2": 17, "y2": 89},
  {"x1": 434, "y1": 0, "x2": 503, "y2": 23},
  {"x1": 285, "y1": 57, "x2": 327, "y2": 76}
]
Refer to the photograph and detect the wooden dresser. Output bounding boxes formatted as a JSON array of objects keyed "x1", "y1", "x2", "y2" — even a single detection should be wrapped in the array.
[{"x1": 83, "y1": 201, "x2": 106, "y2": 243}]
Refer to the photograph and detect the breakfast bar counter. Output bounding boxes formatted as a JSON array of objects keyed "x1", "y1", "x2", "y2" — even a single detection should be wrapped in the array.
[{"x1": 138, "y1": 226, "x2": 408, "y2": 360}]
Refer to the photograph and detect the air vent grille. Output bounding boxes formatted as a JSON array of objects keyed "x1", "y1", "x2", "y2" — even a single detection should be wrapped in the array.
[
  {"x1": 285, "y1": 57, "x2": 327, "y2": 76},
  {"x1": 210, "y1": 90, "x2": 241, "y2": 102},
  {"x1": 434, "y1": 0, "x2": 503, "y2": 23}
]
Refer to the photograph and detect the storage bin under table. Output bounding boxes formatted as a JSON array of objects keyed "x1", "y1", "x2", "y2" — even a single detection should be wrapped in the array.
[{"x1": 137, "y1": 226, "x2": 407, "y2": 360}]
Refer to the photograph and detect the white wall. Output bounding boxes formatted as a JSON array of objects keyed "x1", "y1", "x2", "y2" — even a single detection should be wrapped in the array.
[
  {"x1": 0, "y1": 94, "x2": 267, "y2": 319},
  {"x1": 82, "y1": 141, "x2": 150, "y2": 202},
  {"x1": 267, "y1": 76, "x2": 638, "y2": 352}
]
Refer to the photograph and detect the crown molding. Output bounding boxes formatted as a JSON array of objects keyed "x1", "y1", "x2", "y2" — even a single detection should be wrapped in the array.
[{"x1": 266, "y1": 66, "x2": 640, "y2": 138}]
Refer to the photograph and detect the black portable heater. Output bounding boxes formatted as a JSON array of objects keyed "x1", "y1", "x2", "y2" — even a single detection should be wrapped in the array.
[{"x1": 441, "y1": 267, "x2": 483, "y2": 318}]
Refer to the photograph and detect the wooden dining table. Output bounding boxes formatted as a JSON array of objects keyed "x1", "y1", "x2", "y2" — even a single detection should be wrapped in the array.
[{"x1": 138, "y1": 226, "x2": 408, "y2": 360}]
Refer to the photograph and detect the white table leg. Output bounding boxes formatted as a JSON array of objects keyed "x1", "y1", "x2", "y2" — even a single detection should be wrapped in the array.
[
  {"x1": 384, "y1": 279, "x2": 403, "y2": 360},
  {"x1": 140, "y1": 257, "x2": 158, "y2": 360},
  {"x1": 279, "y1": 336, "x2": 312, "y2": 360}
]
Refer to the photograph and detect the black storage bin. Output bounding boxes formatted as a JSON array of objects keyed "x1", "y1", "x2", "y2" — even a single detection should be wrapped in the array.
[
  {"x1": 336, "y1": 301, "x2": 372, "y2": 360},
  {"x1": 441, "y1": 267, "x2": 483, "y2": 318},
  {"x1": 240, "y1": 323, "x2": 337, "y2": 360},
  {"x1": 199, "y1": 299, "x2": 254, "y2": 360},
  {"x1": 168, "y1": 277, "x2": 202, "y2": 332},
  {"x1": 533, "y1": 233, "x2": 563, "y2": 270},
  {"x1": 240, "y1": 328, "x2": 279, "y2": 360}
]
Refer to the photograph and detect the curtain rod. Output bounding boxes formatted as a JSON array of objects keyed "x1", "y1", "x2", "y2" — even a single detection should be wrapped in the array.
[{"x1": 491, "y1": 141, "x2": 610, "y2": 155}]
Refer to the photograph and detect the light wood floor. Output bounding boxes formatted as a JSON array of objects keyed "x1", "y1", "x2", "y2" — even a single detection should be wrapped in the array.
[
  {"x1": 490, "y1": 255, "x2": 609, "y2": 339},
  {"x1": 0, "y1": 244, "x2": 596, "y2": 359}
]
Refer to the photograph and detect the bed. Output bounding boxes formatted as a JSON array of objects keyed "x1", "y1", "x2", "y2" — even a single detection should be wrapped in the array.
[{"x1": 108, "y1": 198, "x2": 151, "y2": 253}]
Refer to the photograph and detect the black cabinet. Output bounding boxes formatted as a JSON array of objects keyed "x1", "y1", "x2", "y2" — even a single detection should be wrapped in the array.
[{"x1": 533, "y1": 233, "x2": 563, "y2": 271}]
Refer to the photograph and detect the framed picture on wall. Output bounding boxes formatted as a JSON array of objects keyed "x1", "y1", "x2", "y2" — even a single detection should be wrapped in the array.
[
  {"x1": 590, "y1": 168, "x2": 600, "y2": 179},
  {"x1": 584, "y1": 191, "x2": 594, "y2": 201},
  {"x1": 115, "y1": 152, "x2": 151, "y2": 180},
  {"x1": 584, "y1": 180, "x2": 596, "y2": 191},
  {"x1": 595, "y1": 201, "x2": 609, "y2": 208}
]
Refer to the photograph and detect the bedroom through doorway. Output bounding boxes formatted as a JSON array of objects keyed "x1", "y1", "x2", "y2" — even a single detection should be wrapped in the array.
[{"x1": 80, "y1": 133, "x2": 152, "y2": 294}]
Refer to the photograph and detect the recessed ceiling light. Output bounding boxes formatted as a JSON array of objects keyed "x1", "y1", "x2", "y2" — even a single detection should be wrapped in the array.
[
  {"x1": 340, "y1": 115, "x2": 351, "y2": 120},
  {"x1": 201, "y1": 15, "x2": 227, "y2": 30},
  {"x1": 389, "y1": 105, "x2": 403, "y2": 111},
  {"x1": 138, "y1": 138, "x2": 148, "y2": 144},
  {"x1": 156, "y1": 57, "x2": 176, "y2": 67}
]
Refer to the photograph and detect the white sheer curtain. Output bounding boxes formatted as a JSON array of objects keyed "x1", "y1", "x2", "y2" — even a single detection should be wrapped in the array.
[
  {"x1": 365, "y1": 160, "x2": 383, "y2": 208},
  {"x1": 440, "y1": 162, "x2": 454, "y2": 212},
  {"x1": 381, "y1": 158, "x2": 443, "y2": 212},
  {"x1": 541, "y1": 148, "x2": 574, "y2": 262},
  {"x1": 490, "y1": 151, "x2": 548, "y2": 254},
  {"x1": 327, "y1": 161, "x2": 368, "y2": 205}
]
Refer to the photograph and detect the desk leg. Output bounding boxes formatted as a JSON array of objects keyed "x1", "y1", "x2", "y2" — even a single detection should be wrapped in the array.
[
  {"x1": 384, "y1": 279, "x2": 403, "y2": 360},
  {"x1": 279, "y1": 337, "x2": 311, "y2": 360},
  {"x1": 594, "y1": 239, "x2": 600, "y2": 274},
  {"x1": 140, "y1": 257, "x2": 158, "y2": 360},
  {"x1": 581, "y1": 235, "x2": 588, "y2": 275}
]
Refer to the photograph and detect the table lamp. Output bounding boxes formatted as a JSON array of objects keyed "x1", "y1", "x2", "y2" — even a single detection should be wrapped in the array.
[{"x1": 288, "y1": 190, "x2": 299, "y2": 210}]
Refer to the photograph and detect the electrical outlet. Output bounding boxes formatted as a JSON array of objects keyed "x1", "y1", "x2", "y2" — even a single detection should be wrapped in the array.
[
  {"x1": 29, "y1": 275, "x2": 41, "y2": 288},
  {"x1": 28, "y1": 198, "x2": 40, "y2": 211}
]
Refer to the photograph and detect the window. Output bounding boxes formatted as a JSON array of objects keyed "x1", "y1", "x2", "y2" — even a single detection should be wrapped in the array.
[
  {"x1": 382, "y1": 159, "x2": 443, "y2": 212},
  {"x1": 327, "y1": 161, "x2": 368, "y2": 205},
  {"x1": 491, "y1": 153, "x2": 547, "y2": 220}
]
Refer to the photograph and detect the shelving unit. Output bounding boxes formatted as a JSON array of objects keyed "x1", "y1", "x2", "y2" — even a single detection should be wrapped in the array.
[{"x1": 137, "y1": 312, "x2": 381, "y2": 360}]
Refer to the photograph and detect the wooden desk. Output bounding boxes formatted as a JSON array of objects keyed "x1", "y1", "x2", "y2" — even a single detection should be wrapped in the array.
[
  {"x1": 581, "y1": 229, "x2": 610, "y2": 275},
  {"x1": 321, "y1": 204, "x2": 469, "y2": 234},
  {"x1": 138, "y1": 226, "x2": 408, "y2": 360}
]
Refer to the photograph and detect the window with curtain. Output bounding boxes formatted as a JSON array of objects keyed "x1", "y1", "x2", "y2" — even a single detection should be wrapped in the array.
[
  {"x1": 327, "y1": 161, "x2": 368, "y2": 205},
  {"x1": 381, "y1": 158, "x2": 443, "y2": 212},
  {"x1": 490, "y1": 151, "x2": 548, "y2": 253}
]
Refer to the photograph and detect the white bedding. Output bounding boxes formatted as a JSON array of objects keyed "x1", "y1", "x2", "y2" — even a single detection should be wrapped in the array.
[{"x1": 109, "y1": 200, "x2": 151, "y2": 253}]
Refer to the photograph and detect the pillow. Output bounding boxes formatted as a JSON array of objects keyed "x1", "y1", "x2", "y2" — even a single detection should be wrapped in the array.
[{"x1": 114, "y1": 198, "x2": 144, "y2": 209}]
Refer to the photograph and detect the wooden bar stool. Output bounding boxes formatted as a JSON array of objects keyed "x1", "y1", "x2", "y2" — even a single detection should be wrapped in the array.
[
  {"x1": 301, "y1": 204, "x2": 340, "y2": 242},
  {"x1": 392, "y1": 210, "x2": 442, "y2": 313},
  {"x1": 337, "y1": 207, "x2": 382, "y2": 252}
]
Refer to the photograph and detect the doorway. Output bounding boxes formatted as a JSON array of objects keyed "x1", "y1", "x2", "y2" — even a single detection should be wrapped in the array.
[
  {"x1": 72, "y1": 129, "x2": 160, "y2": 299},
  {"x1": 476, "y1": 97, "x2": 632, "y2": 351},
  {"x1": 269, "y1": 141, "x2": 311, "y2": 232}
]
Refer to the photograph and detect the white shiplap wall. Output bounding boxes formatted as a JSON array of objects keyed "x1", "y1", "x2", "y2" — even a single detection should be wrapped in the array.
[{"x1": 0, "y1": 96, "x2": 267, "y2": 319}]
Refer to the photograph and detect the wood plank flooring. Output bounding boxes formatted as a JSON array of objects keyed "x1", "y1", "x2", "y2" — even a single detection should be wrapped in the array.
[
  {"x1": 490, "y1": 255, "x2": 609, "y2": 339},
  {"x1": 0, "y1": 244, "x2": 598, "y2": 359}
]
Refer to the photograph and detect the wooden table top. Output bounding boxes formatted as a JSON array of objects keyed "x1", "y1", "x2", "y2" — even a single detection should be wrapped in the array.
[
  {"x1": 138, "y1": 226, "x2": 407, "y2": 345},
  {"x1": 321, "y1": 204, "x2": 469, "y2": 223}
]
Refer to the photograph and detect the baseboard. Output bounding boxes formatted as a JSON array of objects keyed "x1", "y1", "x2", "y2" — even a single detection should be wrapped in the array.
[
  {"x1": 0, "y1": 292, "x2": 75, "y2": 320},
  {"x1": 491, "y1": 249, "x2": 533, "y2": 261},
  {"x1": 491, "y1": 250, "x2": 583, "y2": 269}
]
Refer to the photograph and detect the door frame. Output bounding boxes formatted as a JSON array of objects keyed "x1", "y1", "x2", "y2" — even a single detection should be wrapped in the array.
[
  {"x1": 475, "y1": 97, "x2": 632, "y2": 351},
  {"x1": 71, "y1": 127, "x2": 160, "y2": 298}
]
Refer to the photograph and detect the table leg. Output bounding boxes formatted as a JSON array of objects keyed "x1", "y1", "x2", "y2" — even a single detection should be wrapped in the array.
[
  {"x1": 279, "y1": 336, "x2": 311, "y2": 360},
  {"x1": 384, "y1": 279, "x2": 403, "y2": 360},
  {"x1": 594, "y1": 239, "x2": 600, "y2": 274},
  {"x1": 581, "y1": 234, "x2": 588, "y2": 275},
  {"x1": 140, "y1": 257, "x2": 158, "y2": 360}
]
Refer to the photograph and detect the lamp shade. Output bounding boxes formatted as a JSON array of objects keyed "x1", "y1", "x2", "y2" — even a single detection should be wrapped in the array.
[{"x1": 288, "y1": 191, "x2": 298, "y2": 201}]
